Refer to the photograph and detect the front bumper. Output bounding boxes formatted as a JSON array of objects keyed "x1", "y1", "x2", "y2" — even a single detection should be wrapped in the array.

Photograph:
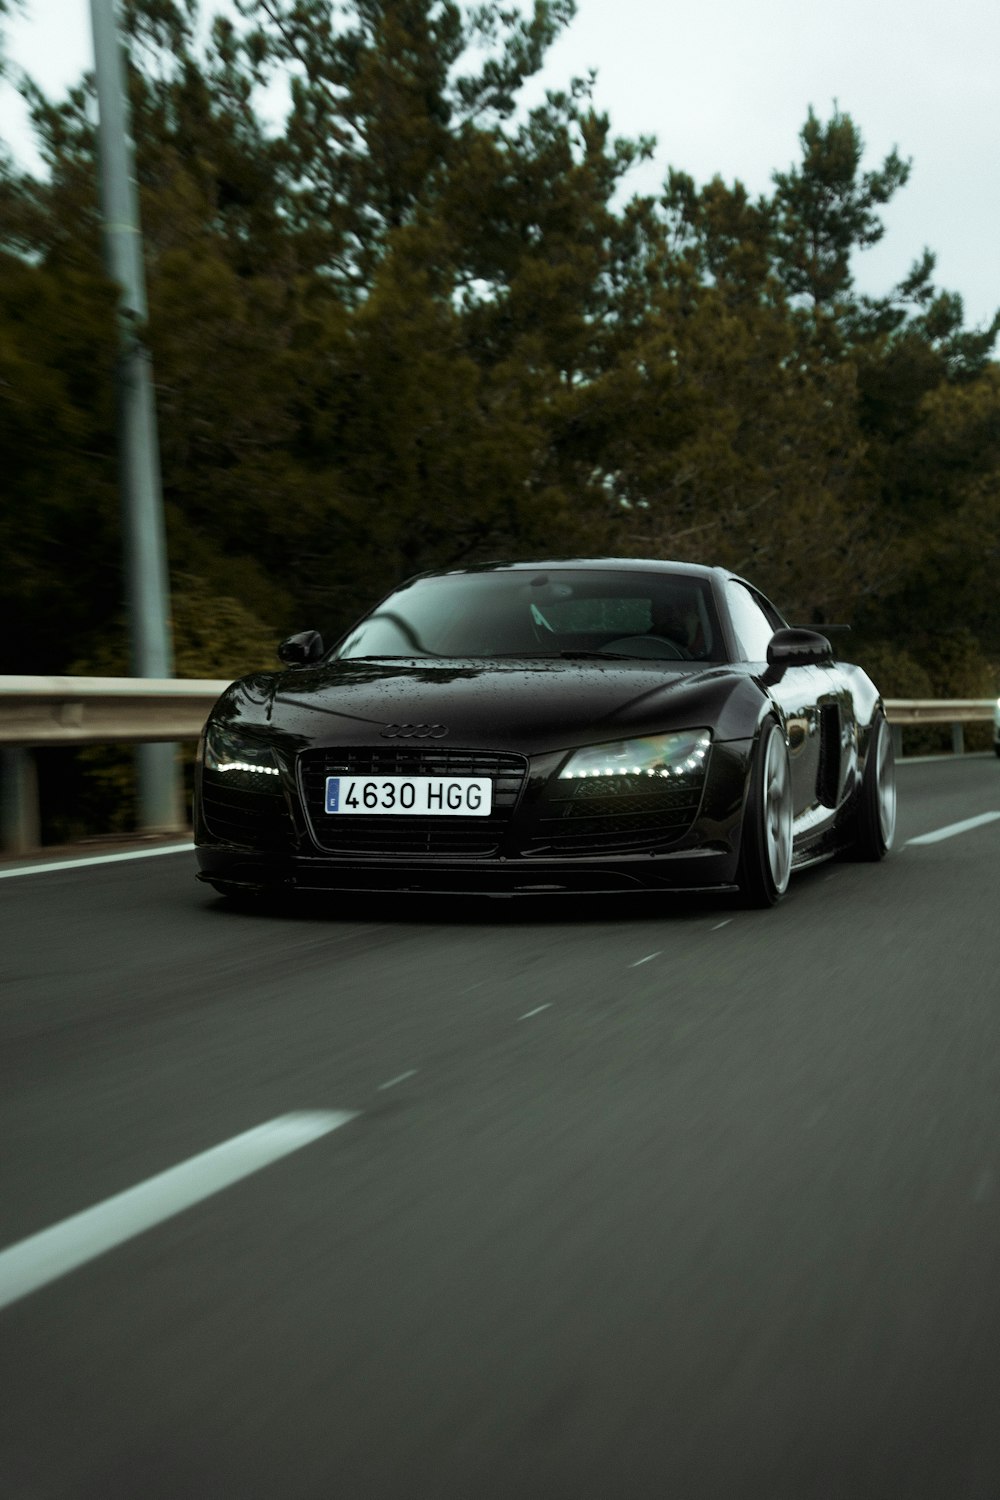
[{"x1": 194, "y1": 739, "x2": 751, "y2": 896}]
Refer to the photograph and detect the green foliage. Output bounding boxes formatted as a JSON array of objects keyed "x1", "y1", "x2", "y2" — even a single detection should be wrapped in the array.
[
  {"x1": 849, "y1": 641, "x2": 934, "y2": 700},
  {"x1": 0, "y1": 245, "x2": 120, "y2": 673},
  {"x1": 771, "y1": 107, "x2": 910, "y2": 313},
  {"x1": 70, "y1": 573, "x2": 280, "y2": 679}
]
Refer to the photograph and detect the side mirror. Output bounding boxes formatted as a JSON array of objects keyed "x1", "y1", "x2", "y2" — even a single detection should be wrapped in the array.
[
  {"x1": 763, "y1": 627, "x2": 833, "y2": 682},
  {"x1": 278, "y1": 630, "x2": 324, "y2": 667}
]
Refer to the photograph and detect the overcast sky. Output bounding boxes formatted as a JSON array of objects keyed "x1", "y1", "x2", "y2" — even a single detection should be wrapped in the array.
[{"x1": 2, "y1": 0, "x2": 998, "y2": 328}]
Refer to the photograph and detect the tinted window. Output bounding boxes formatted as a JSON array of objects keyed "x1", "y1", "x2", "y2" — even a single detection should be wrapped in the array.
[
  {"x1": 726, "y1": 582, "x2": 785, "y2": 660},
  {"x1": 540, "y1": 596, "x2": 651, "y2": 634},
  {"x1": 335, "y1": 570, "x2": 724, "y2": 661}
]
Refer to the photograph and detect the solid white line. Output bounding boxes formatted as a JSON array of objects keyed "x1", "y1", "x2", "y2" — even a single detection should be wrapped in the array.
[
  {"x1": 0, "y1": 1111, "x2": 357, "y2": 1313},
  {"x1": 0, "y1": 844, "x2": 194, "y2": 879},
  {"x1": 519, "y1": 1004, "x2": 552, "y2": 1019},
  {"x1": 630, "y1": 952, "x2": 661, "y2": 968},
  {"x1": 377, "y1": 1070, "x2": 418, "y2": 1090},
  {"x1": 906, "y1": 812, "x2": 1000, "y2": 846}
]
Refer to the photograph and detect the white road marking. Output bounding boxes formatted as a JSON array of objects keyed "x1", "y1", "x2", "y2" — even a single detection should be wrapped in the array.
[
  {"x1": 377, "y1": 1071, "x2": 418, "y2": 1090},
  {"x1": 711, "y1": 920, "x2": 733, "y2": 931},
  {"x1": 906, "y1": 812, "x2": 1000, "y2": 846},
  {"x1": 0, "y1": 1111, "x2": 357, "y2": 1313},
  {"x1": 0, "y1": 844, "x2": 194, "y2": 879},
  {"x1": 630, "y1": 952, "x2": 660, "y2": 968},
  {"x1": 519, "y1": 1004, "x2": 552, "y2": 1020}
]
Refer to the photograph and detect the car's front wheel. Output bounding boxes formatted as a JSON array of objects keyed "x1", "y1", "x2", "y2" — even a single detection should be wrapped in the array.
[{"x1": 736, "y1": 719, "x2": 793, "y2": 907}]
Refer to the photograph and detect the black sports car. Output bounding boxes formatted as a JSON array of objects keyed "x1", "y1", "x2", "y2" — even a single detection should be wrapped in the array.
[{"x1": 194, "y1": 559, "x2": 896, "y2": 907}]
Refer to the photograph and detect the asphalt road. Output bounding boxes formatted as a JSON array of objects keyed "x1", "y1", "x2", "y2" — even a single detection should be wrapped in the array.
[{"x1": 2, "y1": 757, "x2": 1000, "y2": 1499}]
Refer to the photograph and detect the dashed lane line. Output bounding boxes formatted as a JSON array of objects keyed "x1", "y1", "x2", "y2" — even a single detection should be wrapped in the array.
[
  {"x1": 378, "y1": 1071, "x2": 419, "y2": 1090},
  {"x1": 0, "y1": 1111, "x2": 357, "y2": 1313},
  {"x1": 905, "y1": 812, "x2": 1000, "y2": 846}
]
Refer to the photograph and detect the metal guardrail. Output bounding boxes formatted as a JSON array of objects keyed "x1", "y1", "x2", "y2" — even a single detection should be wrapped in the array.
[
  {"x1": 0, "y1": 676, "x2": 229, "y2": 853},
  {"x1": 0, "y1": 676, "x2": 996, "y2": 855},
  {"x1": 883, "y1": 698, "x2": 996, "y2": 760},
  {"x1": 0, "y1": 675, "x2": 230, "y2": 747},
  {"x1": 884, "y1": 700, "x2": 996, "y2": 727}
]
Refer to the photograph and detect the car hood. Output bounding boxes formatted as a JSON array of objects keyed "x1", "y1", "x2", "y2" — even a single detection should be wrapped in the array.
[{"x1": 215, "y1": 657, "x2": 764, "y2": 755}]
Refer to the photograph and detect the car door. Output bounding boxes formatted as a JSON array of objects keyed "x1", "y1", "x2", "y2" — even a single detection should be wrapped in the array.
[{"x1": 724, "y1": 580, "x2": 838, "y2": 831}]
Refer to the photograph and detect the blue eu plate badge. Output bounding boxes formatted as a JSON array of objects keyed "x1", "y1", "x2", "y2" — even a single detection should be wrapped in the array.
[{"x1": 325, "y1": 778, "x2": 340, "y2": 813}]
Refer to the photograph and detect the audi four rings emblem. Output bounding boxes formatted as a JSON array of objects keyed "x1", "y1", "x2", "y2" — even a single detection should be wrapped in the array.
[{"x1": 380, "y1": 723, "x2": 449, "y2": 739}]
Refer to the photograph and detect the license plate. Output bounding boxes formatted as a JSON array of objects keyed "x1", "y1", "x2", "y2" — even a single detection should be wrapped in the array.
[{"x1": 325, "y1": 775, "x2": 493, "y2": 816}]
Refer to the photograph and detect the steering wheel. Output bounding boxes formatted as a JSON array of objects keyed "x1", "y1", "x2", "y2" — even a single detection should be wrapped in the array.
[{"x1": 601, "y1": 634, "x2": 691, "y2": 660}]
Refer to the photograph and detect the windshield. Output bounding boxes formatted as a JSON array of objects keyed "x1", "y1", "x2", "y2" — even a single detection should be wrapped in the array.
[{"x1": 334, "y1": 570, "x2": 725, "y2": 663}]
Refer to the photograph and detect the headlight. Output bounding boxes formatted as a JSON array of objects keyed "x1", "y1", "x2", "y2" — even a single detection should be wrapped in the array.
[
  {"x1": 202, "y1": 723, "x2": 280, "y2": 783},
  {"x1": 559, "y1": 729, "x2": 711, "y2": 780}
]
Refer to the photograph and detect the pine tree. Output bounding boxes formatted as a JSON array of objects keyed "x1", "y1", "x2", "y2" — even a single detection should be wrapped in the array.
[{"x1": 771, "y1": 106, "x2": 910, "y2": 315}]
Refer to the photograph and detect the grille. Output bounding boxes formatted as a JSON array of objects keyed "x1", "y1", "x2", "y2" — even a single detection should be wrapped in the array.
[
  {"x1": 200, "y1": 776, "x2": 296, "y2": 850},
  {"x1": 525, "y1": 771, "x2": 706, "y2": 855},
  {"x1": 299, "y1": 747, "x2": 527, "y2": 857}
]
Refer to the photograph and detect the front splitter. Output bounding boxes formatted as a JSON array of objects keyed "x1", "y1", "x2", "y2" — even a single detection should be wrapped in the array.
[{"x1": 195, "y1": 845, "x2": 739, "y2": 897}]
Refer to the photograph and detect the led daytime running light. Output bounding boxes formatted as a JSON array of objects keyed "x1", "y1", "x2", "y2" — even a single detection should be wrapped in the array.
[
  {"x1": 559, "y1": 730, "x2": 710, "y2": 781},
  {"x1": 216, "y1": 761, "x2": 280, "y2": 776}
]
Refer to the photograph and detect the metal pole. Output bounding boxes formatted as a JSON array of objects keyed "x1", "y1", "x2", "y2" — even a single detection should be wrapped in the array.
[
  {"x1": 89, "y1": 0, "x2": 180, "y2": 831},
  {"x1": 1, "y1": 749, "x2": 41, "y2": 855}
]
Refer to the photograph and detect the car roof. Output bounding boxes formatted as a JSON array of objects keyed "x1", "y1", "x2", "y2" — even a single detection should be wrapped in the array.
[{"x1": 417, "y1": 558, "x2": 728, "y2": 584}]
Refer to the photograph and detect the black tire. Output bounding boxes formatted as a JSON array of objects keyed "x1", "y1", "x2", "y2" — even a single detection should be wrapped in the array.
[
  {"x1": 736, "y1": 719, "x2": 793, "y2": 908},
  {"x1": 846, "y1": 711, "x2": 896, "y2": 861}
]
